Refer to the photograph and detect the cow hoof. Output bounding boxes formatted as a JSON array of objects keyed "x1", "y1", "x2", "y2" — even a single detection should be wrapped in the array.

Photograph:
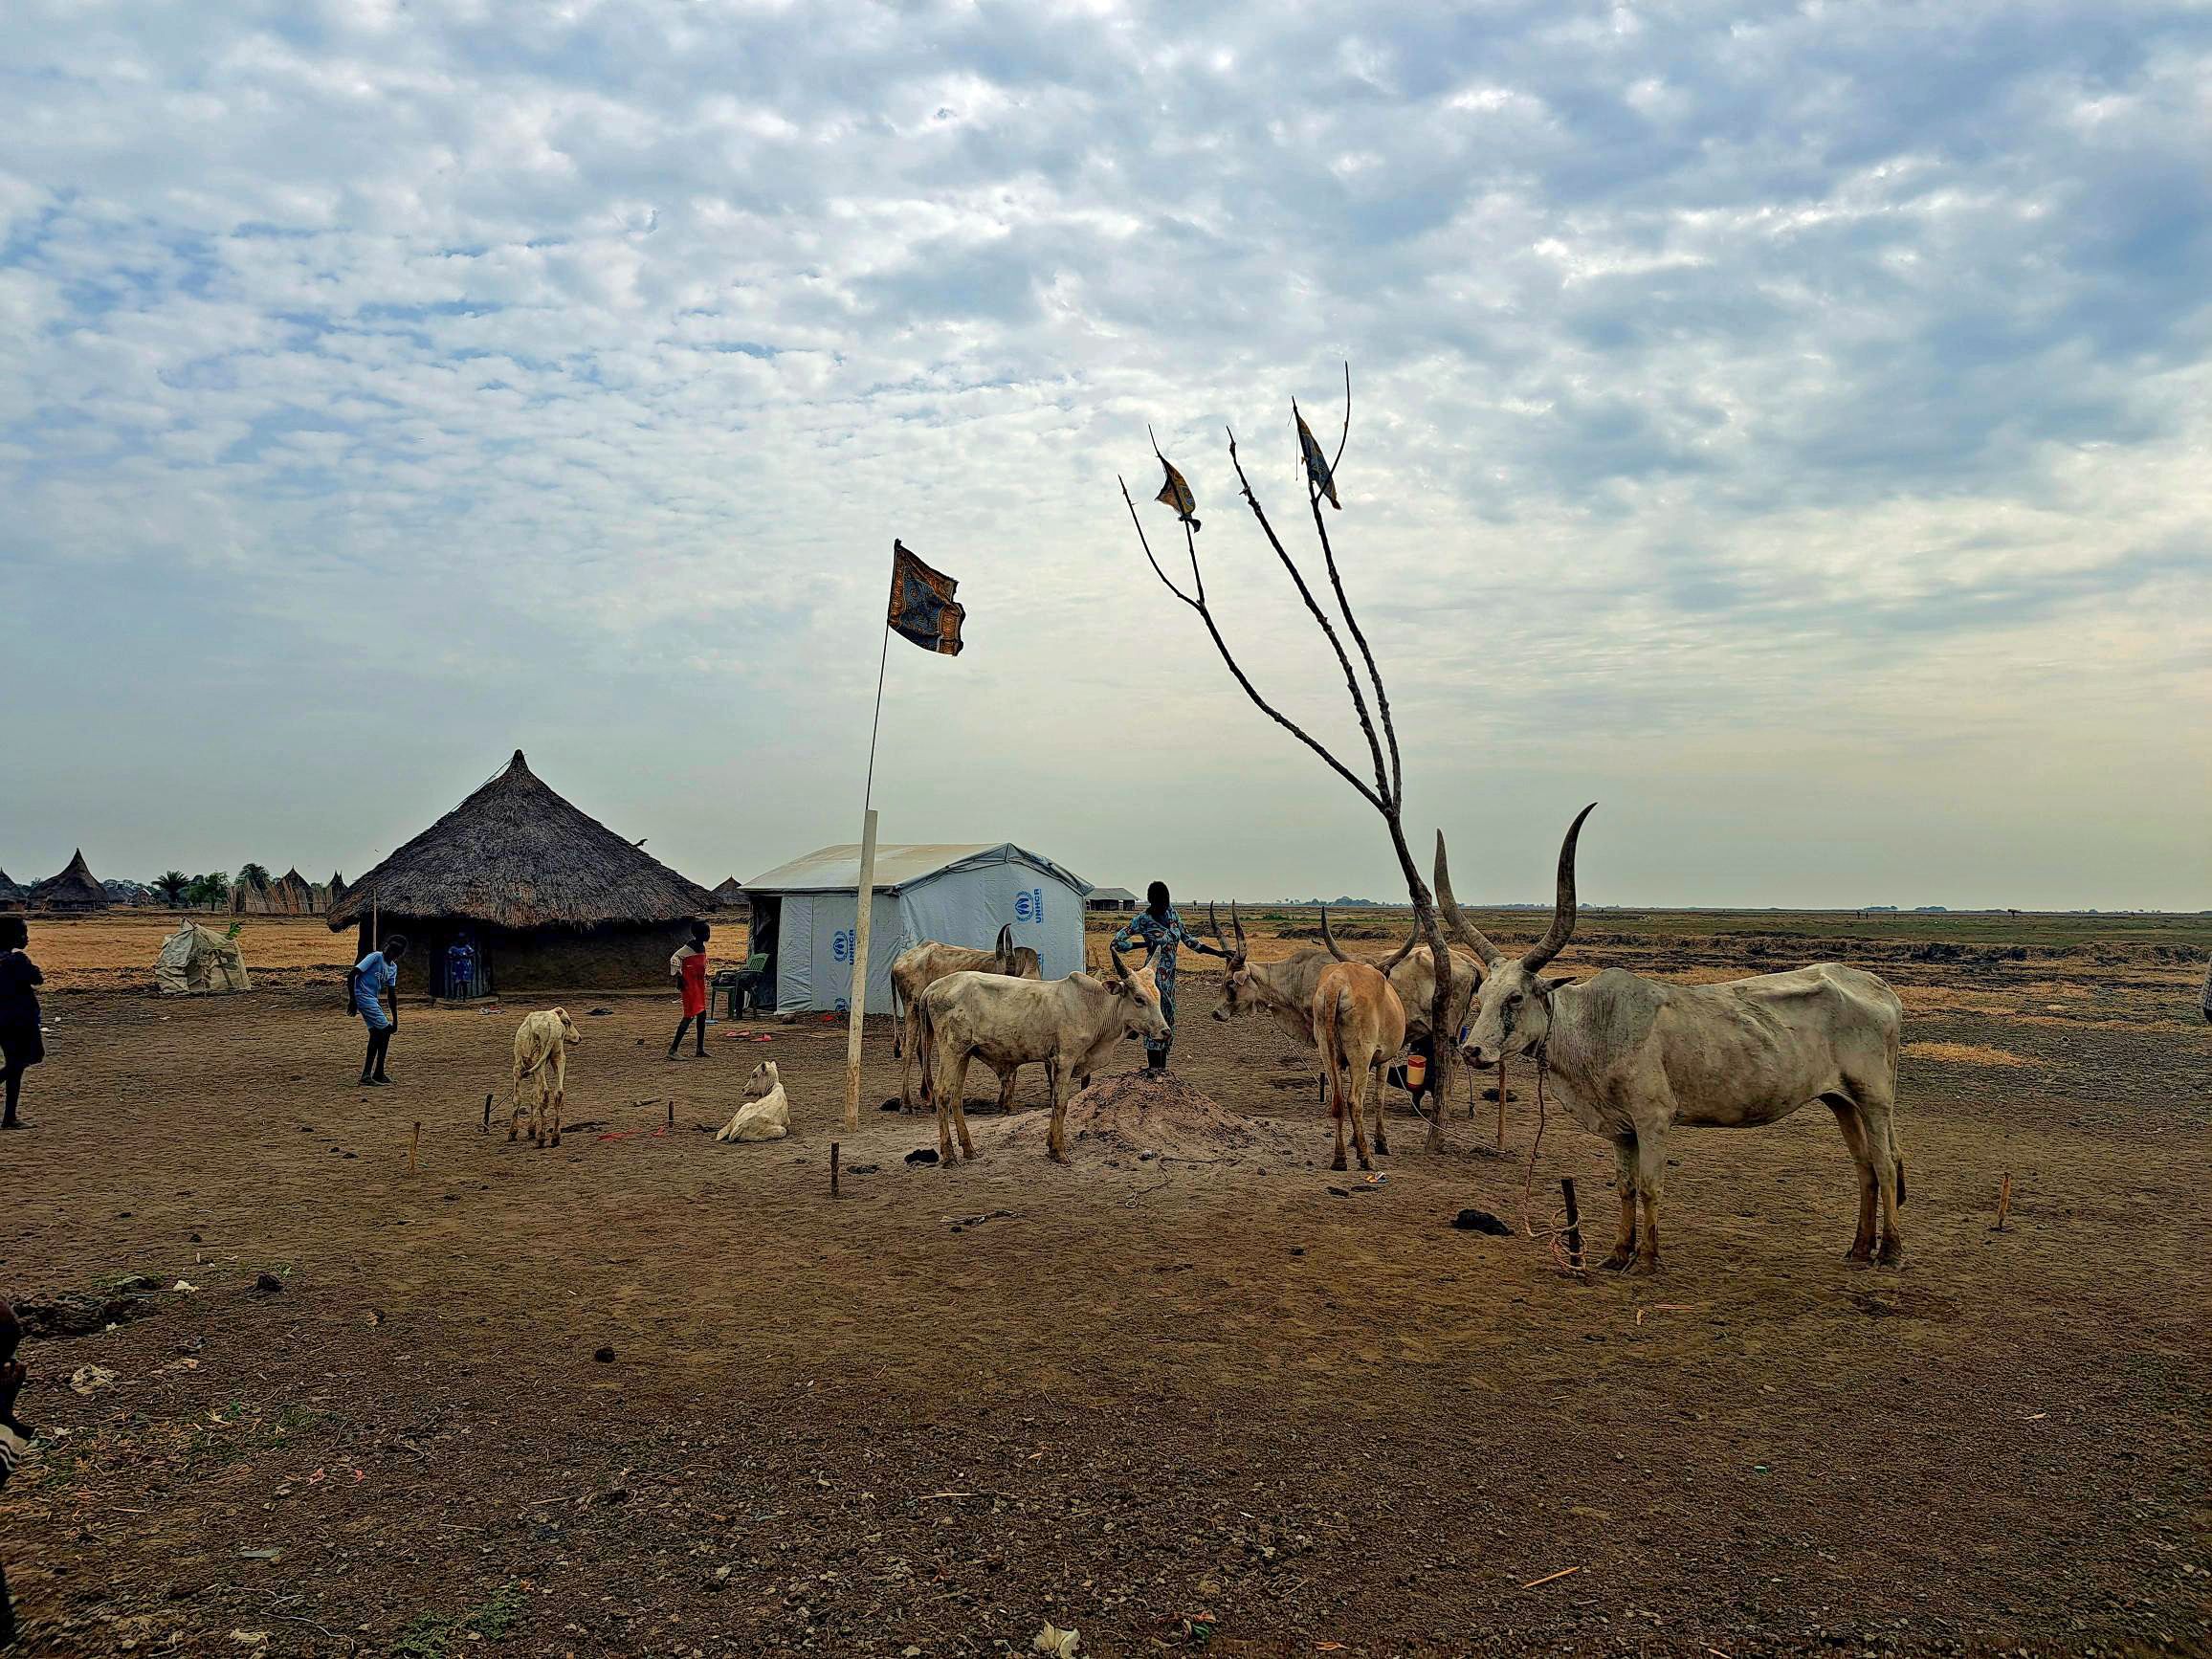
[
  {"x1": 1600, "y1": 1251, "x2": 1635, "y2": 1273},
  {"x1": 1634, "y1": 1256, "x2": 1662, "y2": 1276},
  {"x1": 1372, "y1": 1139, "x2": 1389, "y2": 1157},
  {"x1": 549, "y1": 1136, "x2": 561, "y2": 1148},
  {"x1": 1845, "y1": 1245, "x2": 1873, "y2": 1264},
  {"x1": 1331, "y1": 1157, "x2": 1348, "y2": 1173},
  {"x1": 1876, "y1": 1240, "x2": 1904, "y2": 1266}
]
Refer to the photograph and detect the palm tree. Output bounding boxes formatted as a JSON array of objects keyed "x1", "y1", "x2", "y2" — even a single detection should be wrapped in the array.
[
  {"x1": 154, "y1": 871, "x2": 190, "y2": 906},
  {"x1": 236, "y1": 862, "x2": 273, "y2": 890}
]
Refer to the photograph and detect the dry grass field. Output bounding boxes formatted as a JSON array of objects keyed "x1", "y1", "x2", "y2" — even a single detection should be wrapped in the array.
[{"x1": 2, "y1": 908, "x2": 2207, "y2": 1656}]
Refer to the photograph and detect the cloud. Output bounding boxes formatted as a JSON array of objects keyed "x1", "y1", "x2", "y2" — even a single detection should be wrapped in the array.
[{"x1": 1, "y1": 0, "x2": 2207, "y2": 908}]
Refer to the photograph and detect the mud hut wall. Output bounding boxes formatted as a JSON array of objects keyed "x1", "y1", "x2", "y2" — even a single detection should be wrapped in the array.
[{"x1": 353, "y1": 918, "x2": 701, "y2": 993}]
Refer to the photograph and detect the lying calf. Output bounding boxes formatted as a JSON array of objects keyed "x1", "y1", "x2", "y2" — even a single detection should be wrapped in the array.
[{"x1": 717, "y1": 1060, "x2": 791, "y2": 1143}]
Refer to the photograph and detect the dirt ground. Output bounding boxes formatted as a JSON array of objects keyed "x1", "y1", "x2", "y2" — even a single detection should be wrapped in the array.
[{"x1": 2, "y1": 911, "x2": 2207, "y2": 1656}]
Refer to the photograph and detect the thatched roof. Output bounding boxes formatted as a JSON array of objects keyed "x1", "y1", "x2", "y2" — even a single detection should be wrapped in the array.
[
  {"x1": 712, "y1": 876, "x2": 745, "y2": 906},
  {"x1": 32, "y1": 850, "x2": 110, "y2": 909},
  {"x1": 328, "y1": 750, "x2": 713, "y2": 932}
]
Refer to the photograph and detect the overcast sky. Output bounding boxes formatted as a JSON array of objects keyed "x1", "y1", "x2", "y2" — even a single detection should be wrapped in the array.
[{"x1": 3, "y1": 1, "x2": 2207, "y2": 911}]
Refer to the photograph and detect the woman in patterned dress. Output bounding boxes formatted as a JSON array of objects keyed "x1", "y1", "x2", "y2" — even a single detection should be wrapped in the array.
[{"x1": 1112, "y1": 880, "x2": 1227, "y2": 1073}]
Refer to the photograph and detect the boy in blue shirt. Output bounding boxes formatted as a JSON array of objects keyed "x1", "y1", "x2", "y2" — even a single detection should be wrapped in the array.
[{"x1": 347, "y1": 934, "x2": 409, "y2": 1086}]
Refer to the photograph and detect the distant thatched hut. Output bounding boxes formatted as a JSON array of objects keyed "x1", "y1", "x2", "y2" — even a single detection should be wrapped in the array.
[
  {"x1": 0, "y1": 868, "x2": 22, "y2": 911},
  {"x1": 274, "y1": 868, "x2": 316, "y2": 914},
  {"x1": 327, "y1": 750, "x2": 714, "y2": 996},
  {"x1": 711, "y1": 876, "x2": 746, "y2": 910},
  {"x1": 31, "y1": 850, "x2": 111, "y2": 913}
]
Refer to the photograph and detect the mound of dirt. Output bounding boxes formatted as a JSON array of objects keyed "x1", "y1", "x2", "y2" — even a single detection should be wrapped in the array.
[{"x1": 979, "y1": 1071, "x2": 1310, "y2": 1166}]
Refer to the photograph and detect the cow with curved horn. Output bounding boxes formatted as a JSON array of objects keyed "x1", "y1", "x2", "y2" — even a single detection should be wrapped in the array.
[
  {"x1": 1211, "y1": 900, "x2": 1478, "y2": 1074},
  {"x1": 914, "y1": 938, "x2": 1169, "y2": 1165},
  {"x1": 890, "y1": 922, "x2": 1044, "y2": 1111},
  {"x1": 1435, "y1": 806, "x2": 1909, "y2": 1272}
]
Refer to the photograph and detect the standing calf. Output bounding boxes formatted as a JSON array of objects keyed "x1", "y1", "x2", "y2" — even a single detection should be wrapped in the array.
[
  {"x1": 1436, "y1": 807, "x2": 1908, "y2": 1271},
  {"x1": 509, "y1": 1007, "x2": 582, "y2": 1149}
]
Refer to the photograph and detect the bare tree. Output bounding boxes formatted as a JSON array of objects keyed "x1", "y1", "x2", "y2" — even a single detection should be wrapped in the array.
[{"x1": 1119, "y1": 368, "x2": 1462, "y2": 1149}]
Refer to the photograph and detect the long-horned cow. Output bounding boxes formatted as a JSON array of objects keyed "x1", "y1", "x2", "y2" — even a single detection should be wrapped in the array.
[
  {"x1": 1210, "y1": 903, "x2": 1474, "y2": 1047},
  {"x1": 1435, "y1": 806, "x2": 1909, "y2": 1272},
  {"x1": 916, "y1": 941, "x2": 1169, "y2": 1164},
  {"x1": 890, "y1": 923, "x2": 1043, "y2": 1110},
  {"x1": 509, "y1": 1006, "x2": 583, "y2": 1149},
  {"x1": 1312, "y1": 960, "x2": 1408, "y2": 1172}
]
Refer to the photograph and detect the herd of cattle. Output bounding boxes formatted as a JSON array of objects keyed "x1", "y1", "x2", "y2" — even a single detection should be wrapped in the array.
[
  {"x1": 488, "y1": 808, "x2": 1913, "y2": 1272},
  {"x1": 887, "y1": 807, "x2": 1911, "y2": 1272}
]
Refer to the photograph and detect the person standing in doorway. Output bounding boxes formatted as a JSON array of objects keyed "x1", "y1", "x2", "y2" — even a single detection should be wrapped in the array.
[
  {"x1": 668, "y1": 920, "x2": 712, "y2": 1059},
  {"x1": 347, "y1": 934, "x2": 408, "y2": 1086},
  {"x1": 1112, "y1": 881, "x2": 1225, "y2": 1074},
  {"x1": 0, "y1": 918, "x2": 44, "y2": 1131}
]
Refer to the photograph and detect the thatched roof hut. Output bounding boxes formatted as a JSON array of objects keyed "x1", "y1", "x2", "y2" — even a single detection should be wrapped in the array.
[
  {"x1": 0, "y1": 868, "x2": 21, "y2": 910},
  {"x1": 329, "y1": 751, "x2": 714, "y2": 995},
  {"x1": 711, "y1": 876, "x2": 746, "y2": 909},
  {"x1": 31, "y1": 850, "x2": 111, "y2": 912},
  {"x1": 274, "y1": 868, "x2": 317, "y2": 914}
]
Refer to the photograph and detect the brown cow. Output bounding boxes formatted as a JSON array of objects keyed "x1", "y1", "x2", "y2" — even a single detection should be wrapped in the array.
[{"x1": 1312, "y1": 961, "x2": 1407, "y2": 1172}]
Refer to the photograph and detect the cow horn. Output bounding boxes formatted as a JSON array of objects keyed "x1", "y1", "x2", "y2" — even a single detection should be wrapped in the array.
[
  {"x1": 1521, "y1": 803, "x2": 1596, "y2": 972},
  {"x1": 1230, "y1": 899, "x2": 1249, "y2": 962},
  {"x1": 1432, "y1": 831, "x2": 1506, "y2": 968},
  {"x1": 1207, "y1": 901, "x2": 1243, "y2": 968},
  {"x1": 1379, "y1": 920, "x2": 1419, "y2": 972},
  {"x1": 1319, "y1": 905, "x2": 1349, "y2": 962}
]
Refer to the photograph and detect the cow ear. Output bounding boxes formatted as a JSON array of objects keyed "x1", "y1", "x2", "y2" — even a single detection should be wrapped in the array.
[{"x1": 1541, "y1": 974, "x2": 1578, "y2": 994}]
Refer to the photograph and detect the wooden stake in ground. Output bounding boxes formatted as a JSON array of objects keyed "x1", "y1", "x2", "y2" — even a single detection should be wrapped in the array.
[
  {"x1": 480, "y1": 1092, "x2": 491, "y2": 1132},
  {"x1": 408, "y1": 1119, "x2": 421, "y2": 1175},
  {"x1": 843, "y1": 807, "x2": 879, "y2": 1133},
  {"x1": 1560, "y1": 1177, "x2": 1584, "y2": 1278},
  {"x1": 1994, "y1": 1171, "x2": 2012, "y2": 1232},
  {"x1": 666, "y1": 1097, "x2": 675, "y2": 1129},
  {"x1": 830, "y1": 1140, "x2": 841, "y2": 1199}
]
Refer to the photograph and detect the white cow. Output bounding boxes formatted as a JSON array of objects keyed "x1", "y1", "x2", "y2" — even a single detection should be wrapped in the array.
[
  {"x1": 509, "y1": 1007, "x2": 582, "y2": 1148},
  {"x1": 1436, "y1": 806, "x2": 1908, "y2": 1272},
  {"x1": 717, "y1": 1060, "x2": 791, "y2": 1142},
  {"x1": 890, "y1": 924, "x2": 1044, "y2": 1110},
  {"x1": 916, "y1": 943, "x2": 1169, "y2": 1164}
]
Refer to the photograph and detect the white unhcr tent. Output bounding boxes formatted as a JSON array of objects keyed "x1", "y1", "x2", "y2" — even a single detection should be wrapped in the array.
[
  {"x1": 743, "y1": 843, "x2": 1089, "y2": 1015},
  {"x1": 154, "y1": 923, "x2": 252, "y2": 995}
]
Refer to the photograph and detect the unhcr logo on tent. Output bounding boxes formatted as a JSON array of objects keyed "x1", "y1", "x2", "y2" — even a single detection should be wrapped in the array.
[
  {"x1": 1013, "y1": 887, "x2": 1044, "y2": 923},
  {"x1": 832, "y1": 927, "x2": 857, "y2": 963}
]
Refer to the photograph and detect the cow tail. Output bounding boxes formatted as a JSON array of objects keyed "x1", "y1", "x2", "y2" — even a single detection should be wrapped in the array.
[
  {"x1": 1890, "y1": 1121, "x2": 1908, "y2": 1207},
  {"x1": 889, "y1": 977, "x2": 905, "y2": 1058}
]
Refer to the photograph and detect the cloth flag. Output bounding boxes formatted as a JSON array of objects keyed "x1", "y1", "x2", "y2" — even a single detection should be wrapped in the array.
[
  {"x1": 888, "y1": 540, "x2": 966, "y2": 656},
  {"x1": 1154, "y1": 456, "x2": 1201, "y2": 532},
  {"x1": 1296, "y1": 409, "x2": 1341, "y2": 509}
]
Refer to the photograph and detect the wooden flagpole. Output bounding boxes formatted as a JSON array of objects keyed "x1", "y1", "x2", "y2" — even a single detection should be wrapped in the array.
[{"x1": 844, "y1": 625, "x2": 896, "y2": 1133}]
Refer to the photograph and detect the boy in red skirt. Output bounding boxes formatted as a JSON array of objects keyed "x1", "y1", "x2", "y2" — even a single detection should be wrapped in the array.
[{"x1": 667, "y1": 919, "x2": 712, "y2": 1060}]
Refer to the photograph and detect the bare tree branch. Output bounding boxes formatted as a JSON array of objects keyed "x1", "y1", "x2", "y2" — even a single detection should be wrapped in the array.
[
  {"x1": 1295, "y1": 372, "x2": 1403, "y2": 808},
  {"x1": 1226, "y1": 428, "x2": 1395, "y2": 805},
  {"x1": 1122, "y1": 375, "x2": 1460, "y2": 1152},
  {"x1": 1119, "y1": 475, "x2": 1382, "y2": 812}
]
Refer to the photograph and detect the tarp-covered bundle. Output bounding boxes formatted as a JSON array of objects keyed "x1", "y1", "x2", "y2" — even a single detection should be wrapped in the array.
[
  {"x1": 155, "y1": 924, "x2": 252, "y2": 995},
  {"x1": 743, "y1": 843, "x2": 1088, "y2": 1015}
]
